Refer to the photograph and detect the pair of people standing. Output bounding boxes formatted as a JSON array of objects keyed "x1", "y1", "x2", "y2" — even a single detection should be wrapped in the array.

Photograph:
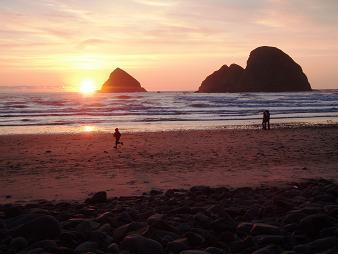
[{"x1": 262, "y1": 110, "x2": 270, "y2": 130}]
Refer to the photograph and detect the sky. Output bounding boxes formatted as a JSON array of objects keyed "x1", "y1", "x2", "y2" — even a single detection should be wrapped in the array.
[{"x1": 0, "y1": 0, "x2": 338, "y2": 92}]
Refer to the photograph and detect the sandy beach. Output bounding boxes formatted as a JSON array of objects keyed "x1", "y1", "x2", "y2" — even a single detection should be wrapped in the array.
[{"x1": 0, "y1": 126, "x2": 337, "y2": 203}]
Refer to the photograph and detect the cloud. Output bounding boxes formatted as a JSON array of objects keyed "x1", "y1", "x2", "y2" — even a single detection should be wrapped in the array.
[{"x1": 0, "y1": 0, "x2": 338, "y2": 89}]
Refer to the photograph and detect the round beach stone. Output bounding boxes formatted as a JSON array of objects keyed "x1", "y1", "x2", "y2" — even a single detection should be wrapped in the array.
[
  {"x1": 253, "y1": 235, "x2": 285, "y2": 246},
  {"x1": 204, "y1": 247, "x2": 225, "y2": 254},
  {"x1": 250, "y1": 223, "x2": 281, "y2": 235},
  {"x1": 74, "y1": 241, "x2": 99, "y2": 252},
  {"x1": 251, "y1": 244, "x2": 280, "y2": 254},
  {"x1": 211, "y1": 217, "x2": 236, "y2": 232},
  {"x1": 236, "y1": 222, "x2": 254, "y2": 236},
  {"x1": 180, "y1": 251, "x2": 209, "y2": 254},
  {"x1": 11, "y1": 215, "x2": 61, "y2": 241},
  {"x1": 75, "y1": 220, "x2": 100, "y2": 233},
  {"x1": 299, "y1": 213, "x2": 335, "y2": 236},
  {"x1": 121, "y1": 234, "x2": 164, "y2": 254},
  {"x1": 86, "y1": 191, "x2": 107, "y2": 204},
  {"x1": 28, "y1": 239, "x2": 58, "y2": 251},
  {"x1": 26, "y1": 248, "x2": 45, "y2": 254},
  {"x1": 107, "y1": 243, "x2": 120, "y2": 253},
  {"x1": 147, "y1": 213, "x2": 164, "y2": 225},
  {"x1": 293, "y1": 244, "x2": 311, "y2": 253},
  {"x1": 98, "y1": 223, "x2": 112, "y2": 233},
  {"x1": 307, "y1": 237, "x2": 338, "y2": 252},
  {"x1": 190, "y1": 186, "x2": 211, "y2": 193},
  {"x1": 167, "y1": 238, "x2": 190, "y2": 253},
  {"x1": 9, "y1": 236, "x2": 28, "y2": 251},
  {"x1": 184, "y1": 231, "x2": 205, "y2": 246},
  {"x1": 0, "y1": 219, "x2": 6, "y2": 230},
  {"x1": 193, "y1": 213, "x2": 212, "y2": 226},
  {"x1": 113, "y1": 222, "x2": 148, "y2": 241},
  {"x1": 4, "y1": 205, "x2": 23, "y2": 218}
]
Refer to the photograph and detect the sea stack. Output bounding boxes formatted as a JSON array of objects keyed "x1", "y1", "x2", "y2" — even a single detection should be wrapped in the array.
[
  {"x1": 100, "y1": 68, "x2": 147, "y2": 93},
  {"x1": 197, "y1": 46, "x2": 312, "y2": 92}
]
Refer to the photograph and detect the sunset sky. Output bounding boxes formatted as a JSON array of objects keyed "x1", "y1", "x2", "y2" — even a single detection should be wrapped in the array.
[{"x1": 1, "y1": 0, "x2": 338, "y2": 92}]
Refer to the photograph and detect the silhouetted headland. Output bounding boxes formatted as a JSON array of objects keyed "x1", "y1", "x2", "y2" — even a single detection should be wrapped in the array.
[
  {"x1": 100, "y1": 68, "x2": 147, "y2": 93},
  {"x1": 198, "y1": 46, "x2": 312, "y2": 92}
]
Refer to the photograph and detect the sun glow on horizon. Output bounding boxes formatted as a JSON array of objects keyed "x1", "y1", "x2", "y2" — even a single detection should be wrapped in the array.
[{"x1": 79, "y1": 79, "x2": 97, "y2": 95}]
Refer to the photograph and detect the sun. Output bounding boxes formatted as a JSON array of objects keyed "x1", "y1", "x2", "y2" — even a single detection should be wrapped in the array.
[{"x1": 79, "y1": 79, "x2": 97, "y2": 95}]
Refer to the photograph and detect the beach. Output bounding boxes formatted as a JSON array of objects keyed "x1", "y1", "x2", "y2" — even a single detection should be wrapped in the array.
[
  {"x1": 1, "y1": 125, "x2": 338, "y2": 253},
  {"x1": 1, "y1": 126, "x2": 337, "y2": 203}
]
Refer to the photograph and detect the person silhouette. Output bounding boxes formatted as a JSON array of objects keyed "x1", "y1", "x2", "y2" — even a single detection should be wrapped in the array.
[
  {"x1": 113, "y1": 128, "x2": 123, "y2": 148},
  {"x1": 262, "y1": 110, "x2": 270, "y2": 130}
]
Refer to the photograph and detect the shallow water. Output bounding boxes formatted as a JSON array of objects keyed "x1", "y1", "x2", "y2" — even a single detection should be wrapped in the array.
[{"x1": 0, "y1": 90, "x2": 337, "y2": 134}]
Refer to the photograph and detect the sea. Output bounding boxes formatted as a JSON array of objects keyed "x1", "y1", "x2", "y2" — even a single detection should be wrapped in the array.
[{"x1": 0, "y1": 90, "x2": 338, "y2": 135}]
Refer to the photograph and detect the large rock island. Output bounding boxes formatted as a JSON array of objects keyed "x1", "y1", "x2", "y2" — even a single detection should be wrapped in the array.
[
  {"x1": 100, "y1": 68, "x2": 147, "y2": 93},
  {"x1": 198, "y1": 46, "x2": 312, "y2": 92}
]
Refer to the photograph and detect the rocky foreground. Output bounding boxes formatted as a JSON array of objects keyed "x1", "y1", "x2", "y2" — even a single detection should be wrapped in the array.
[{"x1": 1, "y1": 179, "x2": 338, "y2": 254}]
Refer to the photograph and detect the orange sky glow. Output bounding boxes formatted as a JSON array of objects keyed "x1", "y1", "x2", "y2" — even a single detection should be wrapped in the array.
[{"x1": 1, "y1": 0, "x2": 338, "y2": 92}]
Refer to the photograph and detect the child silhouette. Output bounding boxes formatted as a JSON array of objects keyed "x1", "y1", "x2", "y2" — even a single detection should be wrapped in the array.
[{"x1": 113, "y1": 128, "x2": 124, "y2": 148}]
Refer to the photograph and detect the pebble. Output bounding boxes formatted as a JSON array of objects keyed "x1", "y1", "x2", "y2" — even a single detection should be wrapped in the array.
[
  {"x1": 299, "y1": 213, "x2": 335, "y2": 236},
  {"x1": 167, "y1": 238, "x2": 190, "y2": 253},
  {"x1": 204, "y1": 247, "x2": 225, "y2": 254},
  {"x1": 121, "y1": 234, "x2": 165, "y2": 254},
  {"x1": 9, "y1": 236, "x2": 28, "y2": 251},
  {"x1": 251, "y1": 244, "x2": 280, "y2": 254},
  {"x1": 11, "y1": 215, "x2": 61, "y2": 242},
  {"x1": 250, "y1": 223, "x2": 281, "y2": 235},
  {"x1": 74, "y1": 241, "x2": 99, "y2": 252},
  {"x1": 86, "y1": 191, "x2": 107, "y2": 204},
  {"x1": 180, "y1": 251, "x2": 209, "y2": 254}
]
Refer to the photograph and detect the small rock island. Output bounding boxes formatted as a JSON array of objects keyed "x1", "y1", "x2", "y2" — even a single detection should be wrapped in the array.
[
  {"x1": 100, "y1": 68, "x2": 147, "y2": 93},
  {"x1": 198, "y1": 46, "x2": 312, "y2": 92}
]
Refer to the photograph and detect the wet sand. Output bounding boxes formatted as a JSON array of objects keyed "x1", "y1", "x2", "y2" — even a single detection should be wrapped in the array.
[{"x1": 0, "y1": 126, "x2": 337, "y2": 203}]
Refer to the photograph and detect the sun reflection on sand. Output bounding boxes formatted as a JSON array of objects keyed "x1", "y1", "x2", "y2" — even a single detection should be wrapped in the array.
[{"x1": 82, "y1": 125, "x2": 96, "y2": 132}]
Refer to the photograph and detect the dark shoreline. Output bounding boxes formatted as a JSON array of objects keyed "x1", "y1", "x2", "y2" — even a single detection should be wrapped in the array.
[{"x1": 1, "y1": 178, "x2": 337, "y2": 253}]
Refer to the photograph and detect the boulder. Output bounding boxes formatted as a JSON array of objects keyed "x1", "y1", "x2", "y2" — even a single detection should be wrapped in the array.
[
  {"x1": 167, "y1": 238, "x2": 190, "y2": 253},
  {"x1": 86, "y1": 191, "x2": 107, "y2": 204},
  {"x1": 113, "y1": 221, "x2": 148, "y2": 241},
  {"x1": 101, "y1": 68, "x2": 147, "y2": 92},
  {"x1": 74, "y1": 241, "x2": 99, "y2": 252},
  {"x1": 10, "y1": 215, "x2": 61, "y2": 242},
  {"x1": 299, "y1": 213, "x2": 336, "y2": 236},
  {"x1": 9, "y1": 237, "x2": 28, "y2": 252},
  {"x1": 251, "y1": 244, "x2": 280, "y2": 254},
  {"x1": 121, "y1": 234, "x2": 164, "y2": 254},
  {"x1": 307, "y1": 237, "x2": 338, "y2": 252},
  {"x1": 180, "y1": 251, "x2": 209, "y2": 254},
  {"x1": 197, "y1": 46, "x2": 311, "y2": 92},
  {"x1": 250, "y1": 223, "x2": 281, "y2": 235},
  {"x1": 204, "y1": 247, "x2": 225, "y2": 254}
]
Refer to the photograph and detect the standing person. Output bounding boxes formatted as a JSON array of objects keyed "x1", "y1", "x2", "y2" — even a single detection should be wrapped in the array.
[
  {"x1": 262, "y1": 110, "x2": 270, "y2": 130},
  {"x1": 113, "y1": 128, "x2": 123, "y2": 148}
]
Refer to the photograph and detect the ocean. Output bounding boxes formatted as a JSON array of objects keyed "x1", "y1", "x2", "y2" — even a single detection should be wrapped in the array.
[{"x1": 0, "y1": 90, "x2": 337, "y2": 134}]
